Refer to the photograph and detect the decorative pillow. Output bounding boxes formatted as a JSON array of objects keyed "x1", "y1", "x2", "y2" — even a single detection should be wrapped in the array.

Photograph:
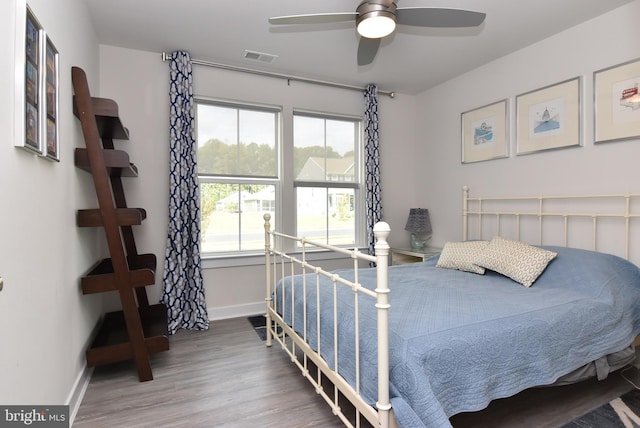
[
  {"x1": 473, "y1": 236, "x2": 557, "y2": 287},
  {"x1": 436, "y1": 241, "x2": 488, "y2": 274}
]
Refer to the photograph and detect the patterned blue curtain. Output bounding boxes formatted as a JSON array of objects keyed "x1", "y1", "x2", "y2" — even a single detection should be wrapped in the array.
[
  {"x1": 162, "y1": 51, "x2": 209, "y2": 334},
  {"x1": 364, "y1": 84, "x2": 383, "y2": 257}
]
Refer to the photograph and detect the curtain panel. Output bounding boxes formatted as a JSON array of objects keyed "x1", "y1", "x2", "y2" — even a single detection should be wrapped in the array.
[
  {"x1": 162, "y1": 51, "x2": 209, "y2": 334},
  {"x1": 364, "y1": 84, "x2": 383, "y2": 257}
]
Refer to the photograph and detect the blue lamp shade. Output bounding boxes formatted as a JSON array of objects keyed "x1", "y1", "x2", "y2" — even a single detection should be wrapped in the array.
[{"x1": 404, "y1": 208, "x2": 432, "y2": 249}]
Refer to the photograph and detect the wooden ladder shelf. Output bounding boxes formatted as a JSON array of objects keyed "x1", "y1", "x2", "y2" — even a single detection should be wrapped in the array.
[{"x1": 72, "y1": 66, "x2": 169, "y2": 382}]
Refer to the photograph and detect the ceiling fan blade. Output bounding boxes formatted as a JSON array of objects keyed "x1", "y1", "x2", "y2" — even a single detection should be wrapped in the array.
[
  {"x1": 396, "y1": 8, "x2": 486, "y2": 28},
  {"x1": 357, "y1": 37, "x2": 380, "y2": 66},
  {"x1": 269, "y1": 12, "x2": 358, "y2": 25}
]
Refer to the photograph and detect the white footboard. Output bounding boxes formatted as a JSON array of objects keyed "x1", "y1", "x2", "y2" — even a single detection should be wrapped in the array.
[{"x1": 263, "y1": 214, "x2": 392, "y2": 428}]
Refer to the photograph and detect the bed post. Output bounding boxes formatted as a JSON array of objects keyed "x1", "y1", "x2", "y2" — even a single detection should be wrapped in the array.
[
  {"x1": 373, "y1": 221, "x2": 391, "y2": 428},
  {"x1": 263, "y1": 213, "x2": 273, "y2": 347},
  {"x1": 462, "y1": 186, "x2": 469, "y2": 241}
]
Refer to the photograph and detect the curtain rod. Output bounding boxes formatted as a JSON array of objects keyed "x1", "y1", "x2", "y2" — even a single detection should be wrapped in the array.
[{"x1": 161, "y1": 52, "x2": 395, "y2": 98}]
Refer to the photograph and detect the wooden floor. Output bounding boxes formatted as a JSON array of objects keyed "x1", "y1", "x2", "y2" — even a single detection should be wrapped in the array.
[{"x1": 73, "y1": 317, "x2": 639, "y2": 427}]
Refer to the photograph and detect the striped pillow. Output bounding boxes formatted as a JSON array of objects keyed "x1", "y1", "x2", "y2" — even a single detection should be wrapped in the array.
[
  {"x1": 473, "y1": 236, "x2": 557, "y2": 287},
  {"x1": 436, "y1": 241, "x2": 488, "y2": 274}
]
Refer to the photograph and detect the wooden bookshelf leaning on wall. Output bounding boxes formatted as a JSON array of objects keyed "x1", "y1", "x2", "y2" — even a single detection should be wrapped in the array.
[{"x1": 72, "y1": 66, "x2": 169, "y2": 382}]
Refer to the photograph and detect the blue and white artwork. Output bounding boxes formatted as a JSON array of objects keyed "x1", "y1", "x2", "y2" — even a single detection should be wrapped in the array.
[
  {"x1": 472, "y1": 117, "x2": 496, "y2": 146},
  {"x1": 530, "y1": 97, "x2": 564, "y2": 138}
]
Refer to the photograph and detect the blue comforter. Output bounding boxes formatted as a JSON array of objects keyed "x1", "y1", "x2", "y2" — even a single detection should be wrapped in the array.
[{"x1": 276, "y1": 247, "x2": 640, "y2": 428}]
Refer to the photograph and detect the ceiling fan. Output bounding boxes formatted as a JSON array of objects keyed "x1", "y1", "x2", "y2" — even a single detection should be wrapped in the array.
[{"x1": 269, "y1": 1, "x2": 486, "y2": 66}]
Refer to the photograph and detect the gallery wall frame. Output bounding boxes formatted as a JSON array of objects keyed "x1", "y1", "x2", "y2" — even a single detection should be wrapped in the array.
[
  {"x1": 44, "y1": 36, "x2": 60, "y2": 161},
  {"x1": 594, "y1": 57, "x2": 640, "y2": 144},
  {"x1": 22, "y1": 6, "x2": 42, "y2": 154},
  {"x1": 461, "y1": 98, "x2": 509, "y2": 164},
  {"x1": 15, "y1": 3, "x2": 60, "y2": 161},
  {"x1": 515, "y1": 76, "x2": 582, "y2": 155}
]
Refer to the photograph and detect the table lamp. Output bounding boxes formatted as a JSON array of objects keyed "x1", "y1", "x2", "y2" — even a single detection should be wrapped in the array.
[{"x1": 404, "y1": 208, "x2": 432, "y2": 249}]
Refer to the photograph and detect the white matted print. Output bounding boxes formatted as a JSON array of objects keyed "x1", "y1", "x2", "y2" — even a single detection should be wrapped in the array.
[
  {"x1": 516, "y1": 77, "x2": 582, "y2": 155},
  {"x1": 594, "y1": 58, "x2": 640, "y2": 143},
  {"x1": 461, "y1": 99, "x2": 509, "y2": 164}
]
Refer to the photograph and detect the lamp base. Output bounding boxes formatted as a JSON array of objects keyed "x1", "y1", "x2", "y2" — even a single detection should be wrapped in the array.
[{"x1": 410, "y1": 233, "x2": 431, "y2": 250}]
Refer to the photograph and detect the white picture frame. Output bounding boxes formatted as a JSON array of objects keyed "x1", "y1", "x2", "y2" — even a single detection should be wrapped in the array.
[{"x1": 14, "y1": 2, "x2": 60, "y2": 161}]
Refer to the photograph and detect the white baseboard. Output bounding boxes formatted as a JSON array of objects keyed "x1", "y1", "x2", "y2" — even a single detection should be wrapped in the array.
[
  {"x1": 67, "y1": 364, "x2": 93, "y2": 426},
  {"x1": 207, "y1": 301, "x2": 265, "y2": 321}
]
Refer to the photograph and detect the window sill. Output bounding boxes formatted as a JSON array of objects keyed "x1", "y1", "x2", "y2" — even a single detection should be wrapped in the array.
[{"x1": 201, "y1": 247, "x2": 369, "y2": 269}]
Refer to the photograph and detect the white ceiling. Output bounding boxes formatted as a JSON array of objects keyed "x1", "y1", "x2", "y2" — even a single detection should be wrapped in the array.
[{"x1": 84, "y1": 0, "x2": 633, "y2": 95}]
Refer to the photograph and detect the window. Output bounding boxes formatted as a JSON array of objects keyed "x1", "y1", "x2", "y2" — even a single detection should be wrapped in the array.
[
  {"x1": 195, "y1": 100, "x2": 364, "y2": 257},
  {"x1": 196, "y1": 99, "x2": 279, "y2": 254},
  {"x1": 294, "y1": 112, "x2": 361, "y2": 246}
]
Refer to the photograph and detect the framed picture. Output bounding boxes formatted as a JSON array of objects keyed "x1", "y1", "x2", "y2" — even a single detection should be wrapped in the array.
[
  {"x1": 594, "y1": 58, "x2": 640, "y2": 144},
  {"x1": 20, "y1": 7, "x2": 44, "y2": 154},
  {"x1": 15, "y1": 4, "x2": 59, "y2": 161},
  {"x1": 516, "y1": 77, "x2": 582, "y2": 155},
  {"x1": 461, "y1": 99, "x2": 509, "y2": 163},
  {"x1": 44, "y1": 36, "x2": 59, "y2": 161}
]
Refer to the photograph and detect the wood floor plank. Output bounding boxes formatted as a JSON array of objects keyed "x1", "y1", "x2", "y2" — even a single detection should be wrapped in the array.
[{"x1": 74, "y1": 317, "x2": 637, "y2": 427}]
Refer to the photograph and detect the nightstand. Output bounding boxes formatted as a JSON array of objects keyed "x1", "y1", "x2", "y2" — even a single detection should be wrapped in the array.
[{"x1": 391, "y1": 246, "x2": 441, "y2": 265}]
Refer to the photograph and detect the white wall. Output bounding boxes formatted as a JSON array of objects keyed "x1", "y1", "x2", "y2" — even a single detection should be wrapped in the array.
[
  {"x1": 0, "y1": 0, "x2": 101, "y2": 413},
  {"x1": 98, "y1": 45, "x2": 420, "y2": 318},
  {"x1": 416, "y1": 0, "x2": 640, "y2": 246}
]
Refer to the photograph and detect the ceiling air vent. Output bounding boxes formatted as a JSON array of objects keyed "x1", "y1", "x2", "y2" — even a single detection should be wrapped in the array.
[{"x1": 243, "y1": 50, "x2": 278, "y2": 64}]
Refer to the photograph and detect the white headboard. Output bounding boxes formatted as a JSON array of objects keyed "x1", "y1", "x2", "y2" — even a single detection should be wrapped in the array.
[{"x1": 462, "y1": 186, "x2": 640, "y2": 265}]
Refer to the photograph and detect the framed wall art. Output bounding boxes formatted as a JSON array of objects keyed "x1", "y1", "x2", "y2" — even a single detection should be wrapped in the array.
[
  {"x1": 516, "y1": 77, "x2": 582, "y2": 155},
  {"x1": 461, "y1": 99, "x2": 509, "y2": 164},
  {"x1": 15, "y1": 3, "x2": 60, "y2": 161},
  {"x1": 44, "y1": 36, "x2": 59, "y2": 161},
  {"x1": 21, "y1": 7, "x2": 43, "y2": 154},
  {"x1": 594, "y1": 58, "x2": 640, "y2": 144}
]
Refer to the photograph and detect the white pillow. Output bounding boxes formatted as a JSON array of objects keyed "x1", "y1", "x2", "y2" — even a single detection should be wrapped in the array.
[
  {"x1": 436, "y1": 241, "x2": 488, "y2": 274},
  {"x1": 473, "y1": 236, "x2": 557, "y2": 287}
]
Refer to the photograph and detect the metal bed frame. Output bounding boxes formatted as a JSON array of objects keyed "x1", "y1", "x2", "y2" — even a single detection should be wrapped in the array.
[
  {"x1": 263, "y1": 213, "x2": 393, "y2": 428},
  {"x1": 462, "y1": 186, "x2": 640, "y2": 264},
  {"x1": 262, "y1": 186, "x2": 640, "y2": 428}
]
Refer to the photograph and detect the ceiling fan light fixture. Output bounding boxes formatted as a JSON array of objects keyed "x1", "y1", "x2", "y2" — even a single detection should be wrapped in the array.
[
  {"x1": 356, "y1": 1, "x2": 397, "y2": 39},
  {"x1": 357, "y1": 14, "x2": 396, "y2": 38}
]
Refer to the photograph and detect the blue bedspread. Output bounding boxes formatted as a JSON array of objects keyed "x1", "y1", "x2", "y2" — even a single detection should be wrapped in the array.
[{"x1": 276, "y1": 247, "x2": 640, "y2": 428}]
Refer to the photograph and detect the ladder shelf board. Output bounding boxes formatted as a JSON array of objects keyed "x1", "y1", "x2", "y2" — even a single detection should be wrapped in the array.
[
  {"x1": 80, "y1": 255, "x2": 156, "y2": 294},
  {"x1": 73, "y1": 95, "x2": 129, "y2": 140},
  {"x1": 86, "y1": 304, "x2": 169, "y2": 367},
  {"x1": 75, "y1": 148, "x2": 138, "y2": 177},
  {"x1": 77, "y1": 207, "x2": 147, "y2": 227}
]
